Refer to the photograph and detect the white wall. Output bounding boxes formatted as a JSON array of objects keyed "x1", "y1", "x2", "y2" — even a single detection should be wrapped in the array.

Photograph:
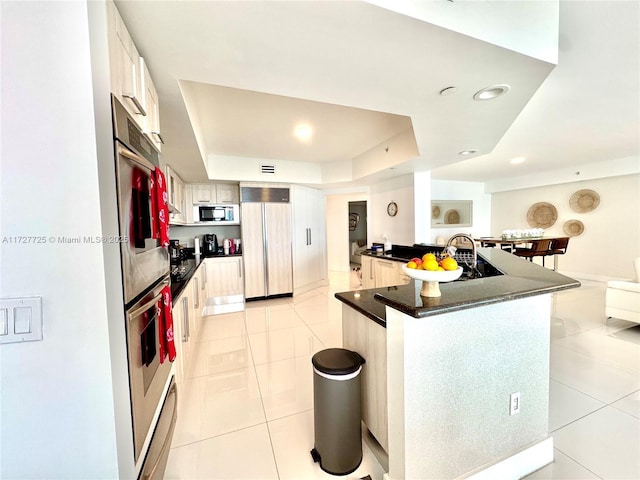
[
  {"x1": 369, "y1": 174, "x2": 416, "y2": 246},
  {"x1": 1, "y1": 1, "x2": 121, "y2": 478},
  {"x1": 491, "y1": 174, "x2": 640, "y2": 280},
  {"x1": 431, "y1": 179, "x2": 492, "y2": 243}
]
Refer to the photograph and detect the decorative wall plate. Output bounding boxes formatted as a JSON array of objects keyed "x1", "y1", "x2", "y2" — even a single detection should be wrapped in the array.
[
  {"x1": 444, "y1": 209, "x2": 460, "y2": 224},
  {"x1": 349, "y1": 213, "x2": 360, "y2": 231},
  {"x1": 527, "y1": 202, "x2": 558, "y2": 228},
  {"x1": 432, "y1": 205, "x2": 441, "y2": 218},
  {"x1": 570, "y1": 189, "x2": 600, "y2": 213},
  {"x1": 563, "y1": 219, "x2": 585, "y2": 237}
]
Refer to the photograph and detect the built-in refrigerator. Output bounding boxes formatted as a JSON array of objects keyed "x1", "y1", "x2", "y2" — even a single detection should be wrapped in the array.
[{"x1": 240, "y1": 187, "x2": 293, "y2": 300}]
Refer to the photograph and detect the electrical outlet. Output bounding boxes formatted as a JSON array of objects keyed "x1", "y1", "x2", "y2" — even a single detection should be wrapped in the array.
[{"x1": 510, "y1": 392, "x2": 521, "y2": 415}]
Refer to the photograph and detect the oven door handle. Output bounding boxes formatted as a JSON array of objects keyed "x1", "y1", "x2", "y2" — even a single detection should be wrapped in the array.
[
  {"x1": 127, "y1": 279, "x2": 170, "y2": 319},
  {"x1": 117, "y1": 143, "x2": 155, "y2": 172}
]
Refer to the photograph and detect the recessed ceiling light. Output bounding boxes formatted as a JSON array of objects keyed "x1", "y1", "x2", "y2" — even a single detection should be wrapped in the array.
[
  {"x1": 458, "y1": 150, "x2": 478, "y2": 156},
  {"x1": 294, "y1": 124, "x2": 313, "y2": 142},
  {"x1": 439, "y1": 86, "x2": 457, "y2": 96},
  {"x1": 473, "y1": 84, "x2": 510, "y2": 101},
  {"x1": 510, "y1": 156, "x2": 526, "y2": 165}
]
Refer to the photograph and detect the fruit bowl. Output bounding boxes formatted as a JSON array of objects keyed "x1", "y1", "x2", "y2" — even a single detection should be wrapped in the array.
[{"x1": 402, "y1": 265, "x2": 463, "y2": 297}]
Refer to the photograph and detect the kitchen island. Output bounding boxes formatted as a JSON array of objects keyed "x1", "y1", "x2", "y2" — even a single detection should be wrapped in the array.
[{"x1": 336, "y1": 247, "x2": 580, "y2": 480}]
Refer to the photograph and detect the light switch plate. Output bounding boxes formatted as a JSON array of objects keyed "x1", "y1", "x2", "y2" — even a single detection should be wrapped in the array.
[{"x1": 0, "y1": 297, "x2": 43, "y2": 344}]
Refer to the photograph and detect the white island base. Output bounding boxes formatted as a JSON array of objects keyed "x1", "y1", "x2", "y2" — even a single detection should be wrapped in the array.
[{"x1": 345, "y1": 294, "x2": 555, "y2": 480}]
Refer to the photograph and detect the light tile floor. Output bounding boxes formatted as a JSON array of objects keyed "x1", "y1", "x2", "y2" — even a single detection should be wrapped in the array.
[{"x1": 165, "y1": 274, "x2": 640, "y2": 480}]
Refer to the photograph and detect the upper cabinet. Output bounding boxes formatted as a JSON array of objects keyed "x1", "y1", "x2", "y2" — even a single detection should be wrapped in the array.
[
  {"x1": 166, "y1": 166, "x2": 185, "y2": 225},
  {"x1": 141, "y1": 60, "x2": 162, "y2": 152},
  {"x1": 190, "y1": 183, "x2": 239, "y2": 205},
  {"x1": 106, "y1": 1, "x2": 162, "y2": 152}
]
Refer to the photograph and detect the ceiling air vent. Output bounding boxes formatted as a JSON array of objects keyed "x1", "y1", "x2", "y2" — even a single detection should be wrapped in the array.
[{"x1": 261, "y1": 164, "x2": 276, "y2": 175}]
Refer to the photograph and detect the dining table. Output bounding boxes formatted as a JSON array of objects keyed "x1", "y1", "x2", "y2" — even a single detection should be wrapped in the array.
[{"x1": 477, "y1": 236, "x2": 562, "y2": 253}]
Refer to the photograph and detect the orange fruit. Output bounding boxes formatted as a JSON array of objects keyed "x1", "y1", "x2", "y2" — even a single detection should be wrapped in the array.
[
  {"x1": 437, "y1": 266, "x2": 445, "y2": 271},
  {"x1": 441, "y1": 257, "x2": 458, "y2": 271}
]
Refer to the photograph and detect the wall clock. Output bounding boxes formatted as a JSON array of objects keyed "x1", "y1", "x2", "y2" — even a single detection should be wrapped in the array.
[{"x1": 387, "y1": 201, "x2": 398, "y2": 217}]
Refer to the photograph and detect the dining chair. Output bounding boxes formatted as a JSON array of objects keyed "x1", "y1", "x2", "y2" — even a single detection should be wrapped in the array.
[
  {"x1": 513, "y1": 238, "x2": 553, "y2": 266},
  {"x1": 547, "y1": 237, "x2": 570, "y2": 270}
]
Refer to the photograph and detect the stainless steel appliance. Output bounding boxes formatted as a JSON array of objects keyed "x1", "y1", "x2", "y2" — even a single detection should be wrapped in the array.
[
  {"x1": 125, "y1": 278, "x2": 174, "y2": 462},
  {"x1": 112, "y1": 95, "x2": 175, "y2": 476},
  {"x1": 168, "y1": 240, "x2": 181, "y2": 264},
  {"x1": 240, "y1": 187, "x2": 293, "y2": 300},
  {"x1": 113, "y1": 96, "x2": 169, "y2": 306},
  {"x1": 203, "y1": 233, "x2": 218, "y2": 256},
  {"x1": 194, "y1": 204, "x2": 239, "y2": 224}
]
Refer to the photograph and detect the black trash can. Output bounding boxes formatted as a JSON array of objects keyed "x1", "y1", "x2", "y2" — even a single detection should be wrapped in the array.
[{"x1": 310, "y1": 348, "x2": 365, "y2": 476}]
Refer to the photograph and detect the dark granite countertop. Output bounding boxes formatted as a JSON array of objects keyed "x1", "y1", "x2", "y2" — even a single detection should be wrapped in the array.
[
  {"x1": 170, "y1": 252, "x2": 244, "y2": 299},
  {"x1": 170, "y1": 257, "x2": 202, "y2": 299},
  {"x1": 336, "y1": 247, "x2": 580, "y2": 326}
]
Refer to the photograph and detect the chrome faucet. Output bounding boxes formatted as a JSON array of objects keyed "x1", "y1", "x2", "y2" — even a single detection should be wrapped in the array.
[{"x1": 445, "y1": 233, "x2": 478, "y2": 272}]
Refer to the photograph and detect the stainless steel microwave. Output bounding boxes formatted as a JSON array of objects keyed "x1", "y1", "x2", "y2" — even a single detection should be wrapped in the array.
[{"x1": 194, "y1": 204, "x2": 239, "y2": 224}]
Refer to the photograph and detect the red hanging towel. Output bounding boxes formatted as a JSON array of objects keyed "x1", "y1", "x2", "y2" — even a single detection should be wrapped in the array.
[
  {"x1": 158, "y1": 285, "x2": 176, "y2": 363},
  {"x1": 153, "y1": 167, "x2": 170, "y2": 247},
  {"x1": 149, "y1": 171, "x2": 158, "y2": 239}
]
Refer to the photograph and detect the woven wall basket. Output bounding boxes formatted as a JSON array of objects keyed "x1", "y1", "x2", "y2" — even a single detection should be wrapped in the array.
[
  {"x1": 563, "y1": 219, "x2": 585, "y2": 237},
  {"x1": 570, "y1": 189, "x2": 600, "y2": 213},
  {"x1": 527, "y1": 202, "x2": 558, "y2": 228},
  {"x1": 444, "y1": 209, "x2": 460, "y2": 224}
]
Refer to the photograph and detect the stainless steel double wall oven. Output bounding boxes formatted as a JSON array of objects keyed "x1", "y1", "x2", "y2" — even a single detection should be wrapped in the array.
[{"x1": 112, "y1": 96, "x2": 176, "y2": 478}]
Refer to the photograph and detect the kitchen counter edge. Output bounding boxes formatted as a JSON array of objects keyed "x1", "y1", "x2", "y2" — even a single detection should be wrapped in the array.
[{"x1": 335, "y1": 247, "x2": 580, "y2": 326}]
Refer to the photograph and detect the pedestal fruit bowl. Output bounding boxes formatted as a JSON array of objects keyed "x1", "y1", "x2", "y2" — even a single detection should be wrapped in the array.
[{"x1": 402, "y1": 265, "x2": 463, "y2": 297}]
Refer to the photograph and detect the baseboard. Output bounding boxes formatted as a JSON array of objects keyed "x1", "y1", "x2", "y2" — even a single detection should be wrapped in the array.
[{"x1": 462, "y1": 437, "x2": 554, "y2": 480}]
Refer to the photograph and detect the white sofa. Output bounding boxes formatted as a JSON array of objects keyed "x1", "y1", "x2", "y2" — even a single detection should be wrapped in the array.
[{"x1": 605, "y1": 257, "x2": 640, "y2": 324}]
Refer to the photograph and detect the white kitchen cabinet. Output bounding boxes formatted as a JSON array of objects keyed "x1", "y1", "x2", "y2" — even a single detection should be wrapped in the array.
[
  {"x1": 106, "y1": 1, "x2": 145, "y2": 128},
  {"x1": 191, "y1": 184, "x2": 215, "y2": 204},
  {"x1": 141, "y1": 60, "x2": 162, "y2": 152},
  {"x1": 191, "y1": 183, "x2": 239, "y2": 204},
  {"x1": 292, "y1": 185, "x2": 327, "y2": 294},
  {"x1": 166, "y1": 166, "x2": 185, "y2": 225},
  {"x1": 172, "y1": 283, "x2": 191, "y2": 384},
  {"x1": 215, "y1": 184, "x2": 239, "y2": 204},
  {"x1": 366, "y1": 257, "x2": 410, "y2": 288},
  {"x1": 361, "y1": 255, "x2": 375, "y2": 289},
  {"x1": 205, "y1": 257, "x2": 244, "y2": 298},
  {"x1": 342, "y1": 305, "x2": 388, "y2": 452}
]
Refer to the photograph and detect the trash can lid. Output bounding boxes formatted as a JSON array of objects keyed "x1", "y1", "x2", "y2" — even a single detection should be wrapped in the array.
[{"x1": 312, "y1": 348, "x2": 364, "y2": 376}]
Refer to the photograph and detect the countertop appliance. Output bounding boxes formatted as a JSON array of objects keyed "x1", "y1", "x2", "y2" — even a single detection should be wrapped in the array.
[
  {"x1": 203, "y1": 233, "x2": 218, "y2": 256},
  {"x1": 168, "y1": 240, "x2": 182, "y2": 264},
  {"x1": 112, "y1": 95, "x2": 176, "y2": 478},
  {"x1": 240, "y1": 186, "x2": 293, "y2": 300},
  {"x1": 194, "y1": 204, "x2": 239, "y2": 225}
]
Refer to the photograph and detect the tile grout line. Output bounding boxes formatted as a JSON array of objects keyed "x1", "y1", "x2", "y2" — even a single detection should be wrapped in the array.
[{"x1": 243, "y1": 307, "x2": 283, "y2": 480}]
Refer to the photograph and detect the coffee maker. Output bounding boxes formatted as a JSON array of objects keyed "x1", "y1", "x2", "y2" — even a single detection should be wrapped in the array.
[
  {"x1": 203, "y1": 234, "x2": 218, "y2": 256},
  {"x1": 169, "y1": 239, "x2": 181, "y2": 264}
]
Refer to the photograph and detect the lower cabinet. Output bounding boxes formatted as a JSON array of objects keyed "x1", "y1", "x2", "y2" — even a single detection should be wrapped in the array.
[
  {"x1": 172, "y1": 264, "x2": 205, "y2": 384},
  {"x1": 342, "y1": 305, "x2": 388, "y2": 452},
  {"x1": 362, "y1": 256, "x2": 410, "y2": 289},
  {"x1": 361, "y1": 255, "x2": 375, "y2": 289},
  {"x1": 205, "y1": 257, "x2": 244, "y2": 299},
  {"x1": 172, "y1": 285, "x2": 191, "y2": 384}
]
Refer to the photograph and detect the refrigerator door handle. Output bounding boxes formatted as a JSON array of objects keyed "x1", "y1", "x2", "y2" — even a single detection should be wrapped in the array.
[{"x1": 262, "y1": 203, "x2": 269, "y2": 296}]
